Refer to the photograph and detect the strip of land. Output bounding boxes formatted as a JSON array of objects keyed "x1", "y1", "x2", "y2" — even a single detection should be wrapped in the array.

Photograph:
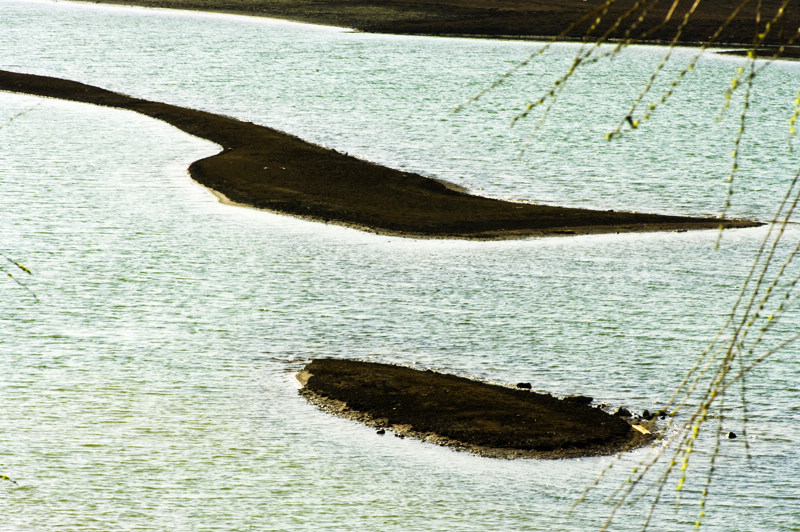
[
  {"x1": 297, "y1": 358, "x2": 654, "y2": 459},
  {"x1": 84, "y1": 0, "x2": 800, "y2": 49},
  {"x1": 0, "y1": 69, "x2": 760, "y2": 239}
]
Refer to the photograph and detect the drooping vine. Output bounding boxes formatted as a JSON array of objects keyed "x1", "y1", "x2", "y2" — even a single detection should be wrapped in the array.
[{"x1": 462, "y1": 0, "x2": 800, "y2": 528}]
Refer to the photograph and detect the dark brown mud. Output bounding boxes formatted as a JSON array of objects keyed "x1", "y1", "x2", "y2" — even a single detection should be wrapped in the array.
[
  {"x1": 0, "y1": 70, "x2": 760, "y2": 240},
  {"x1": 87, "y1": 0, "x2": 800, "y2": 48},
  {"x1": 297, "y1": 358, "x2": 655, "y2": 459}
]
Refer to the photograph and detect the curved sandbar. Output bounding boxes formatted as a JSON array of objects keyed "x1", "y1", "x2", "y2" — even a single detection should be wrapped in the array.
[
  {"x1": 297, "y1": 358, "x2": 653, "y2": 459},
  {"x1": 1, "y1": 69, "x2": 760, "y2": 239}
]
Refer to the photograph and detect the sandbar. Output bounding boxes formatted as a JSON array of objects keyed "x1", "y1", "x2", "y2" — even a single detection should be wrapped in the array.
[{"x1": 0, "y1": 69, "x2": 760, "y2": 240}]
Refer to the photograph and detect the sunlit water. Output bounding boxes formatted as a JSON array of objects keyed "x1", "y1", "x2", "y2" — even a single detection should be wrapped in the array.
[{"x1": 1, "y1": 1, "x2": 799, "y2": 529}]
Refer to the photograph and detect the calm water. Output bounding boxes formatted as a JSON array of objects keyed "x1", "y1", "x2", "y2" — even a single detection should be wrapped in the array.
[{"x1": 1, "y1": 1, "x2": 799, "y2": 530}]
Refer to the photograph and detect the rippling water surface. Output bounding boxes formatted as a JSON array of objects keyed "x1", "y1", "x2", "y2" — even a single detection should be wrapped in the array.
[{"x1": 1, "y1": 1, "x2": 799, "y2": 529}]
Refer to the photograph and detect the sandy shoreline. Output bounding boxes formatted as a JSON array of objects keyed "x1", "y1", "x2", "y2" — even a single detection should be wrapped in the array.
[{"x1": 0, "y1": 69, "x2": 761, "y2": 240}]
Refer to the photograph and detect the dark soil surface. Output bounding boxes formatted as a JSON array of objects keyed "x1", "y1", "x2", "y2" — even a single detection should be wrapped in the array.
[
  {"x1": 0, "y1": 69, "x2": 760, "y2": 239},
  {"x1": 717, "y1": 45, "x2": 800, "y2": 60},
  {"x1": 298, "y1": 358, "x2": 654, "y2": 459},
  {"x1": 94, "y1": 0, "x2": 800, "y2": 49}
]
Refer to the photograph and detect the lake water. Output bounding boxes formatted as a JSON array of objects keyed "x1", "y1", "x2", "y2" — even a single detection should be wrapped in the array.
[{"x1": 1, "y1": 1, "x2": 798, "y2": 529}]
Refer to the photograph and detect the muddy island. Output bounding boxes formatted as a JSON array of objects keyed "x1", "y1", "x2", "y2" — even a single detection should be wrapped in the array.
[
  {"x1": 297, "y1": 358, "x2": 654, "y2": 459},
  {"x1": 1, "y1": 70, "x2": 760, "y2": 240}
]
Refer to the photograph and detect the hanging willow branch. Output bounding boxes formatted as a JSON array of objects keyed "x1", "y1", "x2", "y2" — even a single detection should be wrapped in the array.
[
  {"x1": 460, "y1": 0, "x2": 800, "y2": 529},
  {"x1": 2, "y1": 103, "x2": 40, "y2": 302},
  {"x1": 1, "y1": 252, "x2": 38, "y2": 301}
]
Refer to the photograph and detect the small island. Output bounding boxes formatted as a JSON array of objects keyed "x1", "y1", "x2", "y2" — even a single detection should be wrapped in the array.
[{"x1": 297, "y1": 358, "x2": 654, "y2": 459}]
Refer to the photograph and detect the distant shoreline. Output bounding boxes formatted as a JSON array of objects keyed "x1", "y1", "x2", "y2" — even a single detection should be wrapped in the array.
[
  {"x1": 0, "y1": 69, "x2": 761, "y2": 239},
  {"x1": 76, "y1": 0, "x2": 800, "y2": 50}
]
